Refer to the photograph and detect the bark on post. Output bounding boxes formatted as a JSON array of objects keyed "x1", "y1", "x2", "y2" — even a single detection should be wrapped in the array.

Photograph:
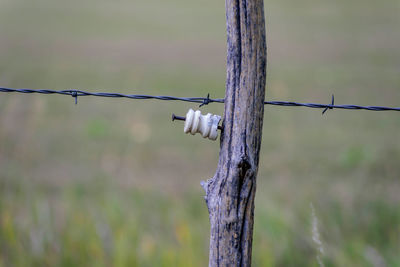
[{"x1": 201, "y1": 0, "x2": 267, "y2": 265}]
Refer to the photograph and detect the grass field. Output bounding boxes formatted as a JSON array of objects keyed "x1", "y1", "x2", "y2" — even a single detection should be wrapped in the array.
[{"x1": 0, "y1": 0, "x2": 399, "y2": 266}]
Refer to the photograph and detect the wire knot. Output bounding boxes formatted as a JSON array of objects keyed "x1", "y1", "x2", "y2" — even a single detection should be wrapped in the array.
[
  {"x1": 199, "y1": 93, "x2": 212, "y2": 107},
  {"x1": 322, "y1": 94, "x2": 335, "y2": 114}
]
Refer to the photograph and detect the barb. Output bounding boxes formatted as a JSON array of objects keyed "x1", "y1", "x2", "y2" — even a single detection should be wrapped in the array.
[
  {"x1": 322, "y1": 94, "x2": 334, "y2": 115},
  {"x1": 1, "y1": 87, "x2": 399, "y2": 112},
  {"x1": 70, "y1": 90, "x2": 78, "y2": 105},
  {"x1": 199, "y1": 93, "x2": 212, "y2": 107}
]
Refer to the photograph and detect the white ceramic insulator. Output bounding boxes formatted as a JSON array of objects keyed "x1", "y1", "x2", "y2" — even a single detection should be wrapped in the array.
[{"x1": 183, "y1": 109, "x2": 221, "y2": 141}]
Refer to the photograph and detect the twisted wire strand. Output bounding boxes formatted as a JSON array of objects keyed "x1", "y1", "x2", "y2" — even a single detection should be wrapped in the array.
[
  {"x1": 264, "y1": 101, "x2": 400, "y2": 111},
  {"x1": 1, "y1": 87, "x2": 399, "y2": 112}
]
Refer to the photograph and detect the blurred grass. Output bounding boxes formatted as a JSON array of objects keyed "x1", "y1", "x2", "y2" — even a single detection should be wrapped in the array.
[{"x1": 0, "y1": 0, "x2": 399, "y2": 266}]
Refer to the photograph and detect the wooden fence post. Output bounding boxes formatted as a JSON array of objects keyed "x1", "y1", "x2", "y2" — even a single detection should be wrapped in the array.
[{"x1": 202, "y1": 0, "x2": 267, "y2": 265}]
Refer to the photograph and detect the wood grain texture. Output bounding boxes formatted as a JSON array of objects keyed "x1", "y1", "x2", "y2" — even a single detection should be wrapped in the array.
[{"x1": 202, "y1": 0, "x2": 267, "y2": 266}]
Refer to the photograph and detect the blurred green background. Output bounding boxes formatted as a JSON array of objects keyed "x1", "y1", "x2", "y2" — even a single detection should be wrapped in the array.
[{"x1": 0, "y1": 0, "x2": 399, "y2": 266}]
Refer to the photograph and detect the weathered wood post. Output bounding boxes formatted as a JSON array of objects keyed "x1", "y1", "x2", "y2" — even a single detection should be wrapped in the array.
[{"x1": 201, "y1": 0, "x2": 267, "y2": 265}]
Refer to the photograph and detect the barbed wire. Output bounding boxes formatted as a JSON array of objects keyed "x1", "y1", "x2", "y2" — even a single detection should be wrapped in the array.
[{"x1": 1, "y1": 87, "x2": 399, "y2": 114}]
